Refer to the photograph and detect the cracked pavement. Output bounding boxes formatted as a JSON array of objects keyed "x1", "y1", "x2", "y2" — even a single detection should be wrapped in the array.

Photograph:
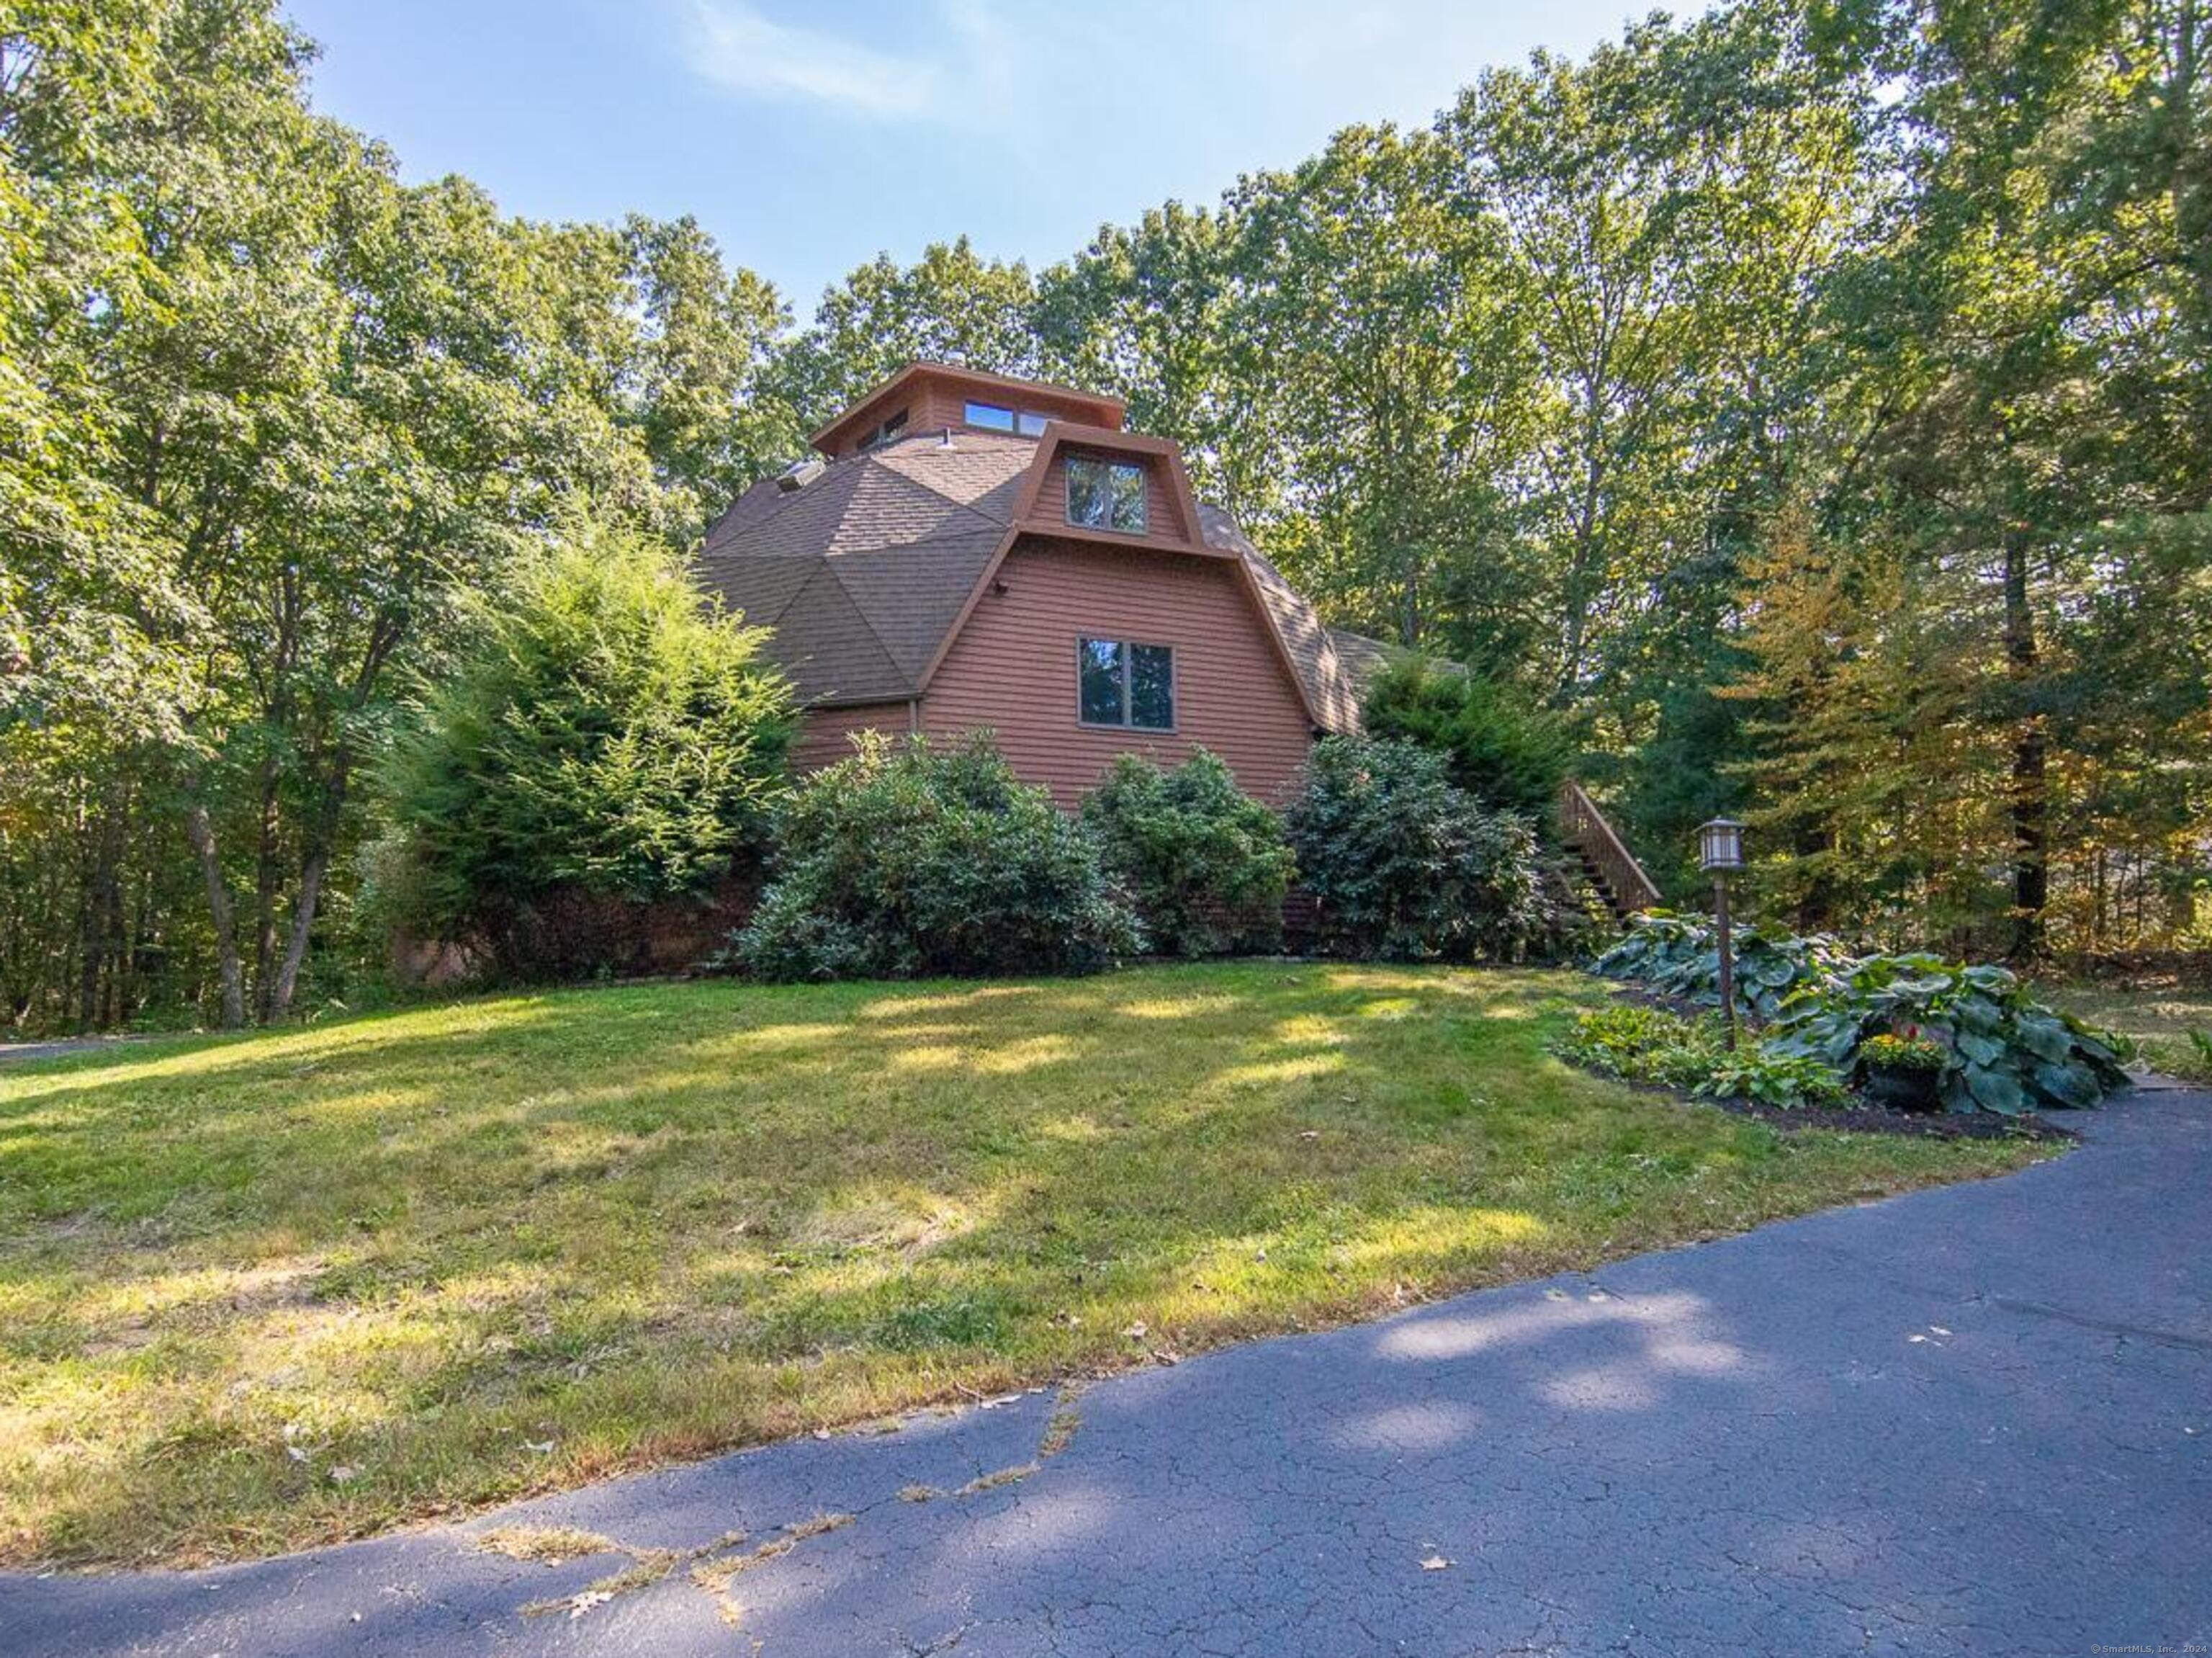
[{"x1": 6, "y1": 1084, "x2": 2207, "y2": 1657}]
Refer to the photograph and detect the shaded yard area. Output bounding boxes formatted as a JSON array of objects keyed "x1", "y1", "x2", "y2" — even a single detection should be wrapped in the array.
[
  {"x1": 2041, "y1": 978, "x2": 2212, "y2": 1085},
  {"x1": 0, "y1": 964, "x2": 2048, "y2": 1568}
]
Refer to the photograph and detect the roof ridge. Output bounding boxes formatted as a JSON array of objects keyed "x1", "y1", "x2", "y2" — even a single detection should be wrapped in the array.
[
  {"x1": 703, "y1": 454, "x2": 866, "y2": 552},
  {"x1": 846, "y1": 457, "x2": 1015, "y2": 539},
  {"x1": 819, "y1": 556, "x2": 922, "y2": 688},
  {"x1": 822, "y1": 518, "x2": 1009, "y2": 558}
]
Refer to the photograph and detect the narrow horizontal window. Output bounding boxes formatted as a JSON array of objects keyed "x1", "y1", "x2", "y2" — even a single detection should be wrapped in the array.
[
  {"x1": 857, "y1": 408, "x2": 909, "y2": 451},
  {"x1": 964, "y1": 400, "x2": 1015, "y2": 431},
  {"x1": 1066, "y1": 457, "x2": 1148, "y2": 534},
  {"x1": 1016, "y1": 410, "x2": 1050, "y2": 436},
  {"x1": 1078, "y1": 637, "x2": 1174, "y2": 730}
]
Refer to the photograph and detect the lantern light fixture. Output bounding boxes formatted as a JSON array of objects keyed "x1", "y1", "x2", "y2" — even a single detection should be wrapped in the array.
[
  {"x1": 1695, "y1": 819, "x2": 1747, "y2": 1052},
  {"x1": 1698, "y1": 818, "x2": 1746, "y2": 873}
]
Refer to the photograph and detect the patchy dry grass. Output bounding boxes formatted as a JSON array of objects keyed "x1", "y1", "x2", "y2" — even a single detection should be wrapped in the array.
[
  {"x1": 1038, "y1": 1385, "x2": 1082, "y2": 1458},
  {"x1": 2040, "y1": 979, "x2": 2212, "y2": 1085},
  {"x1": 0, "y1": 963, "x2": 2049, "y2": 1567},
  {"x1": 474, "y1": 1523, "x2": 623, "y2": 1564}
]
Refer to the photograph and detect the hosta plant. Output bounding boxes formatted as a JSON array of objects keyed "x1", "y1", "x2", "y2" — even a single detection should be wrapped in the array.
[
  {"x1": 1590, "y1": 910, "x2": 1853, "y2": 1020},
  {"x1": 1552, "y1": 1005, "x2": 1843, "y2": 1108},
  {"x1": 1770, "y1": 955, "x2": 2131, "y2": 1117},
  {"x1": 1551, "y1": 1003, "x2": 1724, "y2": 1090},
  {"x1": 1692, "y1": 1045, "x2": 1851, "y2": 1110}
]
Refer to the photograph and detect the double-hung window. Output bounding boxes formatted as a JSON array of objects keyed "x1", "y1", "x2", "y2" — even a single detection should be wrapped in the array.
[
  {"x1": 1065, "y1": 457, "x2": 1146, "y2": 534},
  {"x1": 1079, "y1": 637, "x2": 1174, "y2": 730}
]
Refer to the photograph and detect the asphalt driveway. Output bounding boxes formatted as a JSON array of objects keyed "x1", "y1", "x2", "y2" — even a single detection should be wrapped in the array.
[{"x1": 6, "y1": 1085, "x2": 2207, "y2": 1657}]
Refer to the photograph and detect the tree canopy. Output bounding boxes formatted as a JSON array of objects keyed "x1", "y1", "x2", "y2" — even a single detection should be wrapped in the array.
[{"x1": 4, "y1": 0, "x2": 2206, "y2": 1030}]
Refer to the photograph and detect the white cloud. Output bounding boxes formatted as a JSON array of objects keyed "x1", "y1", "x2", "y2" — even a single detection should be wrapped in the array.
[
  {"x1": 688, "y1": 1, "x2": 940, "y2": 117},
  {"x1": 685, "y1": 0, "x2": 1018, "y2": 122}
]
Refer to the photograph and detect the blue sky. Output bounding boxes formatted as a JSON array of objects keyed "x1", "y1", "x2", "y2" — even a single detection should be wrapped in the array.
[{"x1": 284, "y1": 0, "x2": 1647, "y2": 310}]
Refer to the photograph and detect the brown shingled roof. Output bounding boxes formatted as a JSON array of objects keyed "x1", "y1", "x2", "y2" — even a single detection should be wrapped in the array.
[
  {"x1": 1323, "y1": 628, "x2": 1402, "y2": 698},
  {"x1": 1194, "y1": 504, "x2": 1364, "y2": 734},
  {"x1": 696, "y1": 430, "x2": 1360, "y2": 728}
]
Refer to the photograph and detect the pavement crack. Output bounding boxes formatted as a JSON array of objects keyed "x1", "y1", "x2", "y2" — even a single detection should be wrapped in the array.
[
  {"x1": 1984, "y1": 1295, "x2": 2212, "y2": 1353},
  {"x1": 691, "y1": 1511, "x2": 856, "y2": 1628},
  {"x1": 953, "y1": 1461, "x2": 1040, "y2": 1496},
  {"x1": 482, "y1": 1524, "x2": 748, "y2": 1621},
  {"x1": 1038, "y1": 1382, "x2": 1084, "y2": 1458},
  {"x1": 940, "y1": 1381, "x2": 1088, "y2": 1501}
]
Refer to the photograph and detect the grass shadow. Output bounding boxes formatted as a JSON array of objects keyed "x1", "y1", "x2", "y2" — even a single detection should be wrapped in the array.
[{"x1": 0, "y1": 963, "x2": 2046, "y2": 1566}]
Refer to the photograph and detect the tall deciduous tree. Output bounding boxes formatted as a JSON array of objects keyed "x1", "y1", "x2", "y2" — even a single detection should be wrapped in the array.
[
  {"x1": 1226, "y1": 125, "x2": 1542, "y2": 658},
  {"x1": 771, "y1": 236, "x2": 1038, "y2": 429},
  {"x1": 1, "y1": 0, "x2": 799, "y2": 1029},
  {"x1": 1740, "y1": 0, "x2": 2212, "y2": 957}
]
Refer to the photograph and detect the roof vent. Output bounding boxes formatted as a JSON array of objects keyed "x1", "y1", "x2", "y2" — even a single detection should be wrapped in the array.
[
  {"x1": 775, "y1": 457, "x2": 825, "y2": 493},
  {"x1": 940, "y1": 426, "x2": 954, "y2": 447}
]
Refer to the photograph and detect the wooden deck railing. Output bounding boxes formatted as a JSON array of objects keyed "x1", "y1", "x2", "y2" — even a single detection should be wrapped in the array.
[{"x1": 1557, "y1": 779, "x2": 1663, "y2": 915}]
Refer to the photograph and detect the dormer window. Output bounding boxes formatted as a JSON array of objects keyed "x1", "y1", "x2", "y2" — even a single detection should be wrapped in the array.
[
  {"x1": 1066, "y1": 456, "x2": 1147, "y2": 534},
  {"x1": 964, "y1": 400, "x2": 1051, "y2": 436},
  {"x1": 855, "y1": 408, "x2": 909, "y2": 452}
]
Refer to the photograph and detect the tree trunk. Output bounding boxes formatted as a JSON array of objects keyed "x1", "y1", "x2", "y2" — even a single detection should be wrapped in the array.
[
  {"x1": 268, "y1": 745, "x2": 354, "y2": 1023},
  {"x1": 75, "y1": 809, "x2": 111, "y2": 1030},
  {"x1": 251, "y1": 763, "x2": 282, "y2": 1022},
  {"x1": 268, "y1": 846, "x2": 327, "y2": 1022},
  {"x1": 2002, "y1": 529, "x2": 2048, "y2": 961},
  {"x1": 2170, "y1": 0, "x2": 2211, "y2": 329},
  {"x1": 182, "y1": 794, "x2": 246, "y2": 1029}
]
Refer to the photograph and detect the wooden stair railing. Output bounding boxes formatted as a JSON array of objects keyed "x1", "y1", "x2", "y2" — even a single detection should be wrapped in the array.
[{"x1": 1557, "y1": 779, "x2": 1663, "y2": 920}]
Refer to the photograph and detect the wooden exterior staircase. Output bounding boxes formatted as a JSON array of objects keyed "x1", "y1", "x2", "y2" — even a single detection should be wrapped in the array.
[{"x1": 1557, "y1": 779, "x2": 1663, "y2": 923}]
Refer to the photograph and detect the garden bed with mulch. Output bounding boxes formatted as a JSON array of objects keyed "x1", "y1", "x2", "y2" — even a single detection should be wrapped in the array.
[
  {"x1": 1596, "y1": 985, "x2": 2079, "y2": 1142},
  {"x1": 1691, "y1": 1089, "x2": 2077, "y2": 1142}
]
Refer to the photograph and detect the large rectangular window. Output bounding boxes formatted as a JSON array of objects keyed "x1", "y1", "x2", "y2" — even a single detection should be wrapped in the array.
[
  {"x1": 1078, "y1": 637, "x2": 1174, "y2": 730},
  {"x1": 1066, "y1": 457, "x2": 1147, "y2": 534},
  {"x1": 965, "y1": 400, "x2": 1053, "y2": 436}
]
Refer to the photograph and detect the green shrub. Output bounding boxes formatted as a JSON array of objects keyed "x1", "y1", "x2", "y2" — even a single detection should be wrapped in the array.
[
  {"x1": 1591, "y1": 910, "x2": 1854, "y2": 1019},
  {"x1": 1080, "y1": 750, "x2": 1293, "y2": 956},
  {"x1": 372, "y1": 518, "x2": 793, "y2": 976},
  {"x1": 1859, "y1": 1033, "x2": 1946, "y2": 1073},
  {"x1": 1359, "y1": 655, "x2": 1571, "y2": 820},
  {"x1": 1691, "y1": 1047, "x2": 1850, "y2": 1110},
  {"x1": 1552, "y1": 1003, "x2": 1723, "y2": 1088},
  {"x1": 737, "y1": 734, "x2": 1141, "y2": 981},
  {"x1": 1555, "y1": 1003, "x2": 1847, "y2": 1107},
  {"x1": 1769, "y1": 954, "x2": 2133, "y2": 1116},
  {"x1": 1285, "y1": 736, "x2": 1545, "y2": 962},
  {"x1": 1596, "y1": 913, "x2": 2134, "y2": 1117}
]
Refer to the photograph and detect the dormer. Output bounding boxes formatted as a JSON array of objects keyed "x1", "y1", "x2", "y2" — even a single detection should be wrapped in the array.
[
  {"x1": 1009, "y1": 425, "x2": 1210, "y2": 554},
  {"x1": 809, "y1": 363, "x2": 1128, "y2": 459}
]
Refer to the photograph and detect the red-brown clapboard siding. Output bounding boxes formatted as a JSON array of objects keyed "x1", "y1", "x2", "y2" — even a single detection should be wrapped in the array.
[
  {"x1": 829, "y1": 381, "x2": 1123, "y2": 457},
  {"x1": 792, "y1": 699, "x2": 911, "y2": 770},
  {"x1": 916, "y1": 537, "x2": 1316, "y2": 808}
]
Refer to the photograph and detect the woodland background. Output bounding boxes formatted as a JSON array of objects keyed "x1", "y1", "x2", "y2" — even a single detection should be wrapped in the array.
[{"x1": 4, "y1": 0, "x2": 2208, "y2": 1031}]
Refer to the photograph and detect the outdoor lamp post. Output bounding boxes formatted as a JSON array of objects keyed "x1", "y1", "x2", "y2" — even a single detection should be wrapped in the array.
[{"x1": 1697, "y1": 819, "x2": 1746, "y2": 1051}]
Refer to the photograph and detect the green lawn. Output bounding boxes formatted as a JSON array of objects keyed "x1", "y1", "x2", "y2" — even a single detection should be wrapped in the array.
[
  {"x1": 0, "y1": 964, "x2": 2049, "y2": 1567},
  {"x1": 2039, "y1": 979, "x2": 2212, "y2": 1085}
]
